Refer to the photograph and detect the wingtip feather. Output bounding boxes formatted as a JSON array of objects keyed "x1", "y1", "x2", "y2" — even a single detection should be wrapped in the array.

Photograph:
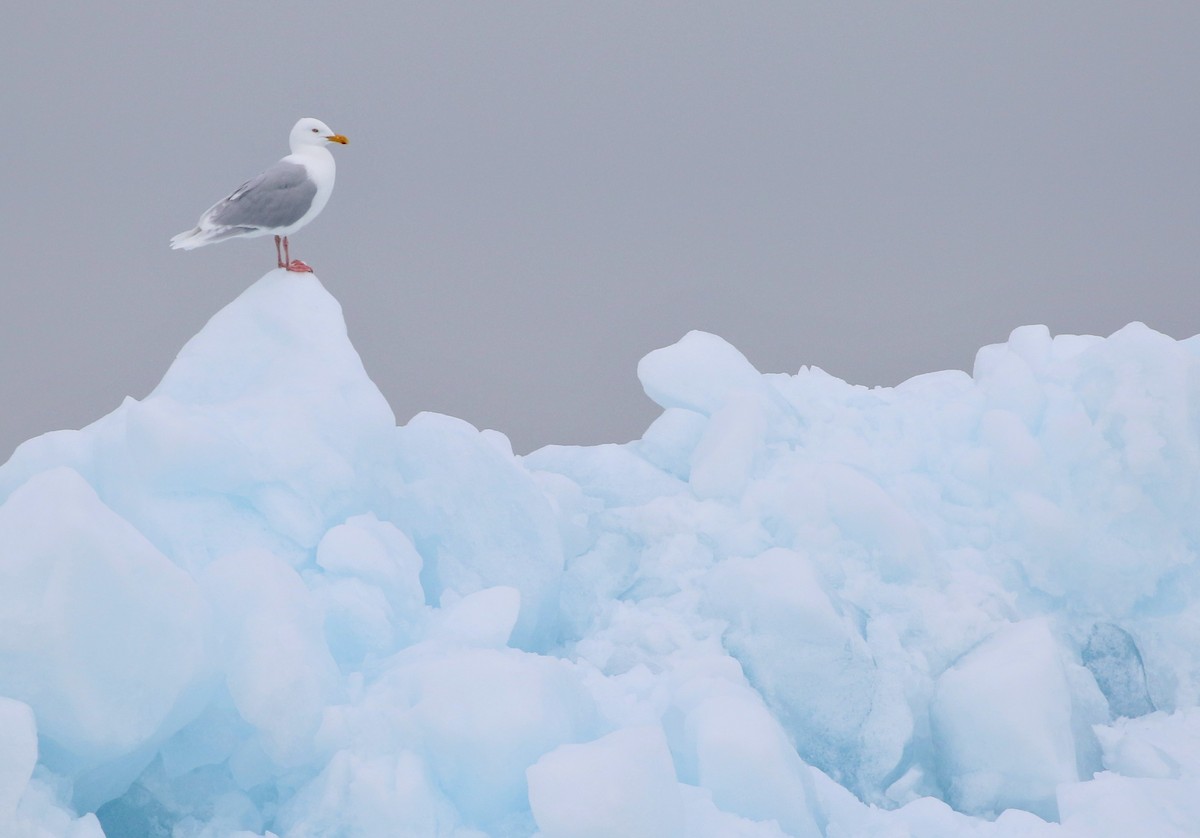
[{"x1": 170, "y1": 228, "x2": 203, "y2": 250}]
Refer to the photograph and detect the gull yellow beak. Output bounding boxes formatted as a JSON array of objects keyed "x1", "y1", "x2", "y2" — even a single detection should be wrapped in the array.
[{"x1": 327, "y1": 134, "x2": 349, "y2": 145}]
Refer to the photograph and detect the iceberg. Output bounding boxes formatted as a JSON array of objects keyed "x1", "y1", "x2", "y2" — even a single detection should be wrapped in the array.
[{"x1": 2, "y1": 271, "x2": 1199, "y2": 836}]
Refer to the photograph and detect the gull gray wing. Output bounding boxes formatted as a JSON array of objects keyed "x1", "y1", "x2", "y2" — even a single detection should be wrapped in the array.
[{"x1": 202, "y1": 161, "x2": 318, "y2": 230}]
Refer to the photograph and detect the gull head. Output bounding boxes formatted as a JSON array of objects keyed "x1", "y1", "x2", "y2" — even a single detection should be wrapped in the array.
[{"x1": 290, "y1": 117, "x2": 349, "y2": 152}]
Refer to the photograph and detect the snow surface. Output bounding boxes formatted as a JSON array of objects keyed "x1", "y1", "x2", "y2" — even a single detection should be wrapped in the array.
[{"x1": 2, "y1": 271, "x2": 1200, "y2": 836}]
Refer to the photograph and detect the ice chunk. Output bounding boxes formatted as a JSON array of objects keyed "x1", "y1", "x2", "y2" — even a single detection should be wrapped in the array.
[
  {"x1": 0, "y1": 273, "x2": 398, "y2": 572},
  {"x1": 202, "y1": 549, "x2": 341, "y2": 766},
  {"x1": 815, "y1": 765, "x2": 1065, "y2": 837},
  {"x1": 359, "y1": 647, "x2": 600, "y2": 831},
  {"x1": 393, "y1": 412, "x2": 564, "y2": 651},
  {"x1": 688, "y1": 387, "x2": 768, "y2": 499},
  {"x1": 781, "y1": 461, "x2": 928, "y2": 581},
  {"x1": 1094, "y1": 708, "x2": 1200, "y2": 779},
  {"x1": 931, "y1": 620, "x2": 1079, "y2": 820},
  {"x1": 669, "y1": 684, "x2": 824, "y2": 838},
  {"x1": 972, "y1": 330, "x2": 1047, "y2": 427},
  {"x1": 638, "y1": 331, "x2": 764, "y2": 415},
  {"x1": 1058, "y1": 772, "x2": 1200, "y2": 838},
  {"x1": 156, "y1": 700, "x2": 250, "y2": 781},
  {"x1": 527, "y1": 725, "x2": 684, "y2": 838},
  {"x1": 0, "y1": 468, "x2": 208, "y2": 783},
  {"x1": 316, "y1": 514, "x2": 424, "y2": 602},
  {"x1": 703, "y1": 548, "x2": 879, "y2": 790},
  {"x1": 525, "y1": 442, "x2": 688, "y2": 506},
  {"x1": 312, "y1": 575, "x2": 396, "y2": 668},
  {"x1": 277, "y1": 750, "x2": 463, "y2": 837},
  {"x1": 678, "y1": 785, "x2": 791, "y2": 838},
  {"x1": 314, "y1": 514, "x2": 427, "y2": 665},
  {"x1": 11, "y1": 774, "x2": 105, "y2": 838},
  {"x1": 1082, "y1": 623, "x2": 1155, "y2": 719},
  {"x1": 634, "y1": 407, "x2": 708, "y2": 480},
  {"x1": 432, "y1": 586, "x2": 522, "y2": 648},
  {"x1": 0, "y1": 698, "x2": 36, "y2": 822}
]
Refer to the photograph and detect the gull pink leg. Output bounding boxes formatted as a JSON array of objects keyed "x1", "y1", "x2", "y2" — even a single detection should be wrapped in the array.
[
  {"x1": 274, "y1": 235, "x2": 285, "y2": 269},
  {"x1": 283, "y1": 236, "x2": 313, "y2": 273}
]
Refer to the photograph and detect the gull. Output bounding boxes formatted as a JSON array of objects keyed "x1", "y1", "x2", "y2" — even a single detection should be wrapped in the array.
[{"x1": 171, "y1": 117, "x2": 348, "y2": 273}]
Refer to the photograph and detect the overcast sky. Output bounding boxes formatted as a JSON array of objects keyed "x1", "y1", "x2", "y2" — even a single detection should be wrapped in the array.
[{"x1": 3, "y1": 2, "x2": 1199, "y2": 457}]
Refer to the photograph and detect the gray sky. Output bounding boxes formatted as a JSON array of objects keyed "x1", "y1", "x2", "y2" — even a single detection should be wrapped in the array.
[{"x1": 3, "y1": 2, "x2": 1199, "y2": 457}]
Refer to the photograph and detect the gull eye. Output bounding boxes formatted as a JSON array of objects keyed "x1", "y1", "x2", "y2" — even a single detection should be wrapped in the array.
[{"x1": 311, "y1": 128, "x2": 319, "y2": 133}]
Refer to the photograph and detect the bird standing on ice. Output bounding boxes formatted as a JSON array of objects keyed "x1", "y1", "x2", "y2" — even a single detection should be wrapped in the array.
[{"x1": 171, "y1": 118, "x2": 348, "y2": 273}]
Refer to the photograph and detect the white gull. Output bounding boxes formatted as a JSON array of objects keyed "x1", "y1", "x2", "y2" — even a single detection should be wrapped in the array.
[{"x1": 171, "y1": 117, "x2": 348, "y2": 273}]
